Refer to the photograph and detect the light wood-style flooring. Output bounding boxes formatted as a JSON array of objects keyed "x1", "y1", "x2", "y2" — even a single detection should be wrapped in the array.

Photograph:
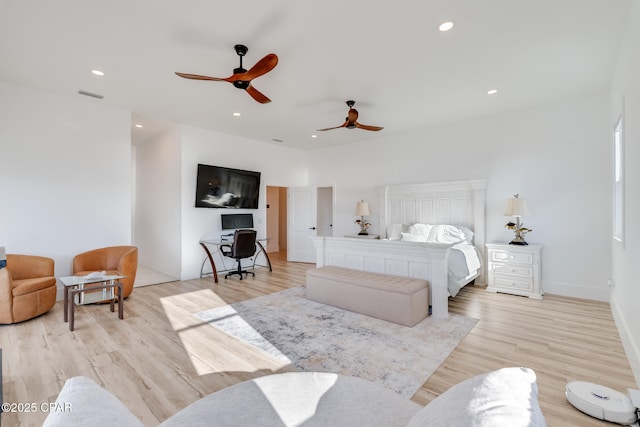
[{"x1": 0, "y1": 252, "x2": 636, "y2": 426}]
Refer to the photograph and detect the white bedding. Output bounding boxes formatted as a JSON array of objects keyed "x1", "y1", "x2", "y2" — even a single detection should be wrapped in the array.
[
  {"x1": 391, "y1": 223, "x2": 482, "y2": 297},
  {"x1": 448, "y1": 243, "x2": 481, "y2": 297}
]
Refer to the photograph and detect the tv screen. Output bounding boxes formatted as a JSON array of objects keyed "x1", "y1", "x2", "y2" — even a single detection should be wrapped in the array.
[
  {"x1": 221, "y1": 213, "x2": 254, "y2": 230},
  {"x1": 195, "y1": 164, "x2": 261, "y2": 209}
]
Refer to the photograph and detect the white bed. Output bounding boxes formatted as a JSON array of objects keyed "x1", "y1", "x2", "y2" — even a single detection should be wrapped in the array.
[
  {"x1": 311, "y1": 179, "x2": 487, "y2": 319},
  {"x1": 386, "y1": 222, "x2": 482, "y2": 297}
]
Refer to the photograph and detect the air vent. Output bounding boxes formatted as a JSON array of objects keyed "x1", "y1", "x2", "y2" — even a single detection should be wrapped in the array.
[{"x1": 78, "y1": 90, "x2": 104, "y2": 99}]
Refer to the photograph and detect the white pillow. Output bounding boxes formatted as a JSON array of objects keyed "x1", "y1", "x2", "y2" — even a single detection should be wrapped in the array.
[
  {"x1": 458, "y1": 226, "x2": 475, "y2": 243},
  {"x1": 401, "y1": 232, "x2": 428, "y2": 242},
  {"x1": 388, "y1": 223, "x2": 408, "y2": 240},
  {"x1": 427, "y1": 224, "x2": 468, "y2": 243},
  {"x1": 407, "y1": 367, "x2": 546, "y2": 427},
  {"x1": 407, "y1": 223, "x2": 433, "y2": 239}
]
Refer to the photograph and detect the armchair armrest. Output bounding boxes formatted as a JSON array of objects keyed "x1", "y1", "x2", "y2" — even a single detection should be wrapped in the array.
[
  {"x1": 0, "y1": 268, "x2": 14, "y2": 324},
  {"x1": 219, "y1": 244, "x2": 232, "y2": 257},
  {"x1": 116, "y1": 247, "x2": 138, "y2": 280}
]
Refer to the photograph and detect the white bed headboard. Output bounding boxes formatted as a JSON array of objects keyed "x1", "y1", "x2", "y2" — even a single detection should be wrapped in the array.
[{"x1": 376, "y1": 178, "x2": 488, "y2": 250}]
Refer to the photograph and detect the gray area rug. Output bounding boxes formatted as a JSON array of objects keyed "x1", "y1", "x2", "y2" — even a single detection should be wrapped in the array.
[{"x1": 194, "y1": 287, "x2": 478, "y2": 397}]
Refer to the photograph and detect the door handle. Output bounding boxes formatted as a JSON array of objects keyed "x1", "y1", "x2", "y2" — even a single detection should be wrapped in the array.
[{"x1": 309, "y1": 227, "x2": 316, "y2": 230}]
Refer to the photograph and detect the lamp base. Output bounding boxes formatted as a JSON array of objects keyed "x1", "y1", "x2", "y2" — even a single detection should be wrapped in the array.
[
  {"x1": 358, "y1": 231, "x2": 369, "y2": 236},
  {"x1": 509, "y1": 237, "x2": 528, "y2": 245}
]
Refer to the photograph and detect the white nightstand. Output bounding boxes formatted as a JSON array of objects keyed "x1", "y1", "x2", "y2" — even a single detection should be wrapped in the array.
[{"x1": 485, "y1": 243, "x2": 543, "y2": 299}]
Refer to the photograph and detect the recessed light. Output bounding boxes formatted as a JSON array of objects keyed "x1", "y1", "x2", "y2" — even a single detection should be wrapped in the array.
[
  {"x1": 135, "y1": 124, "x2": 143, "y2": 128},
  {"x1": 233, "y1": 112, "x2": 241, "y2": 117},
  {"x1": 438, "y1": 21, "x2": 454, "y2": 32},
  {"x1": 311, "y1": 135, "x2": 317, "y2": 138},
  {"x1": 91, "y1": 69, "x2": 104, "y2": 76},
  {"x1": 487, "y1": 89, "x2": 498, "y2": 95}
]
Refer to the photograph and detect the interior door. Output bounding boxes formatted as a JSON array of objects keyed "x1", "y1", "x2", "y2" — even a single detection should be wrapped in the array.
[
  {"x1": 287, "y1": 186, "x2": 317, "y2": 263},
  {"x1": 316, "y1": 186, "x2": 333, "y2": 237}
]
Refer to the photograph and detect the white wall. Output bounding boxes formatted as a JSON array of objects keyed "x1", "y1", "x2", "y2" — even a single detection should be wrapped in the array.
[
  {"x1": 133, "y1": 127, "x2": 182, "y2": 279},
  {"x1": 610, "y1": 0, "x2": 640, "y2": 386},
  {"x1": 308, "y1": 92, "x2": 612, "y2": 301},
  {"x1": 178, "y1": 125, "x2": 309, "y2": 280},
  {"x1": 0, "y1": 81, "x2": 132, "y2": 283}
]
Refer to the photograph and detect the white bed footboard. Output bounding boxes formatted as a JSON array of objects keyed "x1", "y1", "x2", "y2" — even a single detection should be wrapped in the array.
[{"x1": 311, "y1": 236, "x2": 454, "y2": 319}]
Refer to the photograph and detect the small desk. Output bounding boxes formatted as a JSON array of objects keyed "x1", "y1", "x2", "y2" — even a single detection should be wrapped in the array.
[
  {"x1": 199, "y1": 237, "x2": 272, "y2": 283},
  {"x1": 59, "y1": 275, "x2": 125, "y2": 331}
]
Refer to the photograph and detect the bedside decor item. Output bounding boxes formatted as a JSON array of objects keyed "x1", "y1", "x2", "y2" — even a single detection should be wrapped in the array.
[
  {"x1": 355, "y1": 200, "x2": 371, "y2": 235},
  {"x1": 504, "y1": 194, "x2": 532, "y2": 245}
]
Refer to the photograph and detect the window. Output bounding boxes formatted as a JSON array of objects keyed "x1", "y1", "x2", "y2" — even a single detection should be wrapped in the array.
[{"x1": 613, "y1": 114, "x2": 624, "y2": 244}]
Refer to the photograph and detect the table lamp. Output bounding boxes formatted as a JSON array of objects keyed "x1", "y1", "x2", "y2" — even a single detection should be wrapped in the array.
[
  {"x1": 504, "y1": 194, "x2": 532, "y2": 245},
  {"x1": 355, "y1": 201, "x2": 371, "y2": 235}
]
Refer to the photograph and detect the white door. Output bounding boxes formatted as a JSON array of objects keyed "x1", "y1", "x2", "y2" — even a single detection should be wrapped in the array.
[
  {"x1": 287, "y1": 186, "x2": 317, "y2": 263},
  {"x1": 316, "y1": 186, "x2": 333, "y2": 237}
]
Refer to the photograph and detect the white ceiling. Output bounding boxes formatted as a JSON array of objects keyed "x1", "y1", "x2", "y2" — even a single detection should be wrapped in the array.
[{"x1": 0, "y1": 0, "x2": 632, "y2": 150}]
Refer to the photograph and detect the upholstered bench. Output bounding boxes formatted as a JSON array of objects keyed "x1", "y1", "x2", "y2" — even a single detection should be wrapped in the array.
[{"x1": 306, "y1": 266, "x2": 429, "y2": 326}]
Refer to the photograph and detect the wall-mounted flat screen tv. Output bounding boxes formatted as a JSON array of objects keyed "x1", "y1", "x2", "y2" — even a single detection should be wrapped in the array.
[{"x1": 195, "y1": 163, "x2": 261, "y2": 209}]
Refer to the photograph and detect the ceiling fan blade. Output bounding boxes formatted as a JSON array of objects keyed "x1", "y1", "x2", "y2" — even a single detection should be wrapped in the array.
[
  {"x1": 243, "y1": 53, "x2": 278, "y2": 81},
  {"x1": 317, "y1": 121, "x2": 348, "y2": 131},
  {"x1": 355, "y1": 122, "x2": 384, "y2": 131},
  {"x1": 175, "y1": 72, "x2": 232, "y2": 82},
  {"x1": 245, "y1": 84, "x2": 272, "y2": 104}
]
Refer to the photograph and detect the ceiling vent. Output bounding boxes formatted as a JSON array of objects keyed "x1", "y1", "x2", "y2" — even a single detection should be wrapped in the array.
[{"x1": 78, "y1": 90, "x2": 104, "y2": 99}]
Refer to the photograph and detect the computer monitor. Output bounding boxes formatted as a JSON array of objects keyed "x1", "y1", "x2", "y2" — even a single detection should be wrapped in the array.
[{"x1": 221, "y1": 213, "x2": 254, "y2": 230}]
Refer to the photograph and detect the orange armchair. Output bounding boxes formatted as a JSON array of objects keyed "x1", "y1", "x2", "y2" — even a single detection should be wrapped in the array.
[
  {"x1": 72, "y1": 246, "x2": 138, "y2": 299},
  {"x1": 0, "y1": 254, "x2": 57, "y2": 324}
]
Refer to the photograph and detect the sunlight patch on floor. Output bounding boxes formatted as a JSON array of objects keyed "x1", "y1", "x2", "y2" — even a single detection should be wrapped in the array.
[{"x1": 159, "y1": 290, "x2": 289, "y2": 376}]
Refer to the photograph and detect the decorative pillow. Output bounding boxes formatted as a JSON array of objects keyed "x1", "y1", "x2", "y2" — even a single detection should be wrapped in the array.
[
  {"x1": 407, "y1": 367, "x2": 547, "y2": 427},
  {"x1": 388, "y1": 224, "x2": 409, "y2": 240},
  {"x1": 42, "y1": 376, "x2": 144, "y2": 427}
]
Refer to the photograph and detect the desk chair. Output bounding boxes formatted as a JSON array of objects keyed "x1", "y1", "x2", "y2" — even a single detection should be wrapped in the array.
[{"x1": 220, "y1": 229, "x2": 257, "y2": 280}]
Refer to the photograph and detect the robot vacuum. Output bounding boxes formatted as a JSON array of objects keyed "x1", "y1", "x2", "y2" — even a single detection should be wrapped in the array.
[{"x1": 566, "y1": 381, "x2": 640, "y2": 425}]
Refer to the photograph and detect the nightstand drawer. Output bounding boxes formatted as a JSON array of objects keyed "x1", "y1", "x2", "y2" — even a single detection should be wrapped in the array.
[
  {"x1": 490, "y1": 250, "x2": 533, "y2": 265},
  {"x1": 494, "y1": 276, "x2": 533, "y2": 292},
  {"x1": 492, "y1": 263, "x2": 533, "y2": 278}
]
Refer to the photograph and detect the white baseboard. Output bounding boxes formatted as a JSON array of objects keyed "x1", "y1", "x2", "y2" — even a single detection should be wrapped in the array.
[
  {"x1": 542, "y1": 280, "x2": 609, "y2": 302},
  {"x1": 610, "y1": 297, "x2": 640, "y2": 388}
]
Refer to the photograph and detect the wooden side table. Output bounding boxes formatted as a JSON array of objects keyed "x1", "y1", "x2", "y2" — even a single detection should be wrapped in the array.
[{"x1": 59, "y1": 275, "x2": 125, "y2": 331}]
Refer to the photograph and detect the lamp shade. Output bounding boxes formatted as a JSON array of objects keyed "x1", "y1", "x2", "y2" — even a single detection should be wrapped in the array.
[
  {"x1": 355, "y1": 201, "x2": 371, "y2": 216},
  {"x1": 504, "y1": 196, "x2": 529, "y2": 217}
]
